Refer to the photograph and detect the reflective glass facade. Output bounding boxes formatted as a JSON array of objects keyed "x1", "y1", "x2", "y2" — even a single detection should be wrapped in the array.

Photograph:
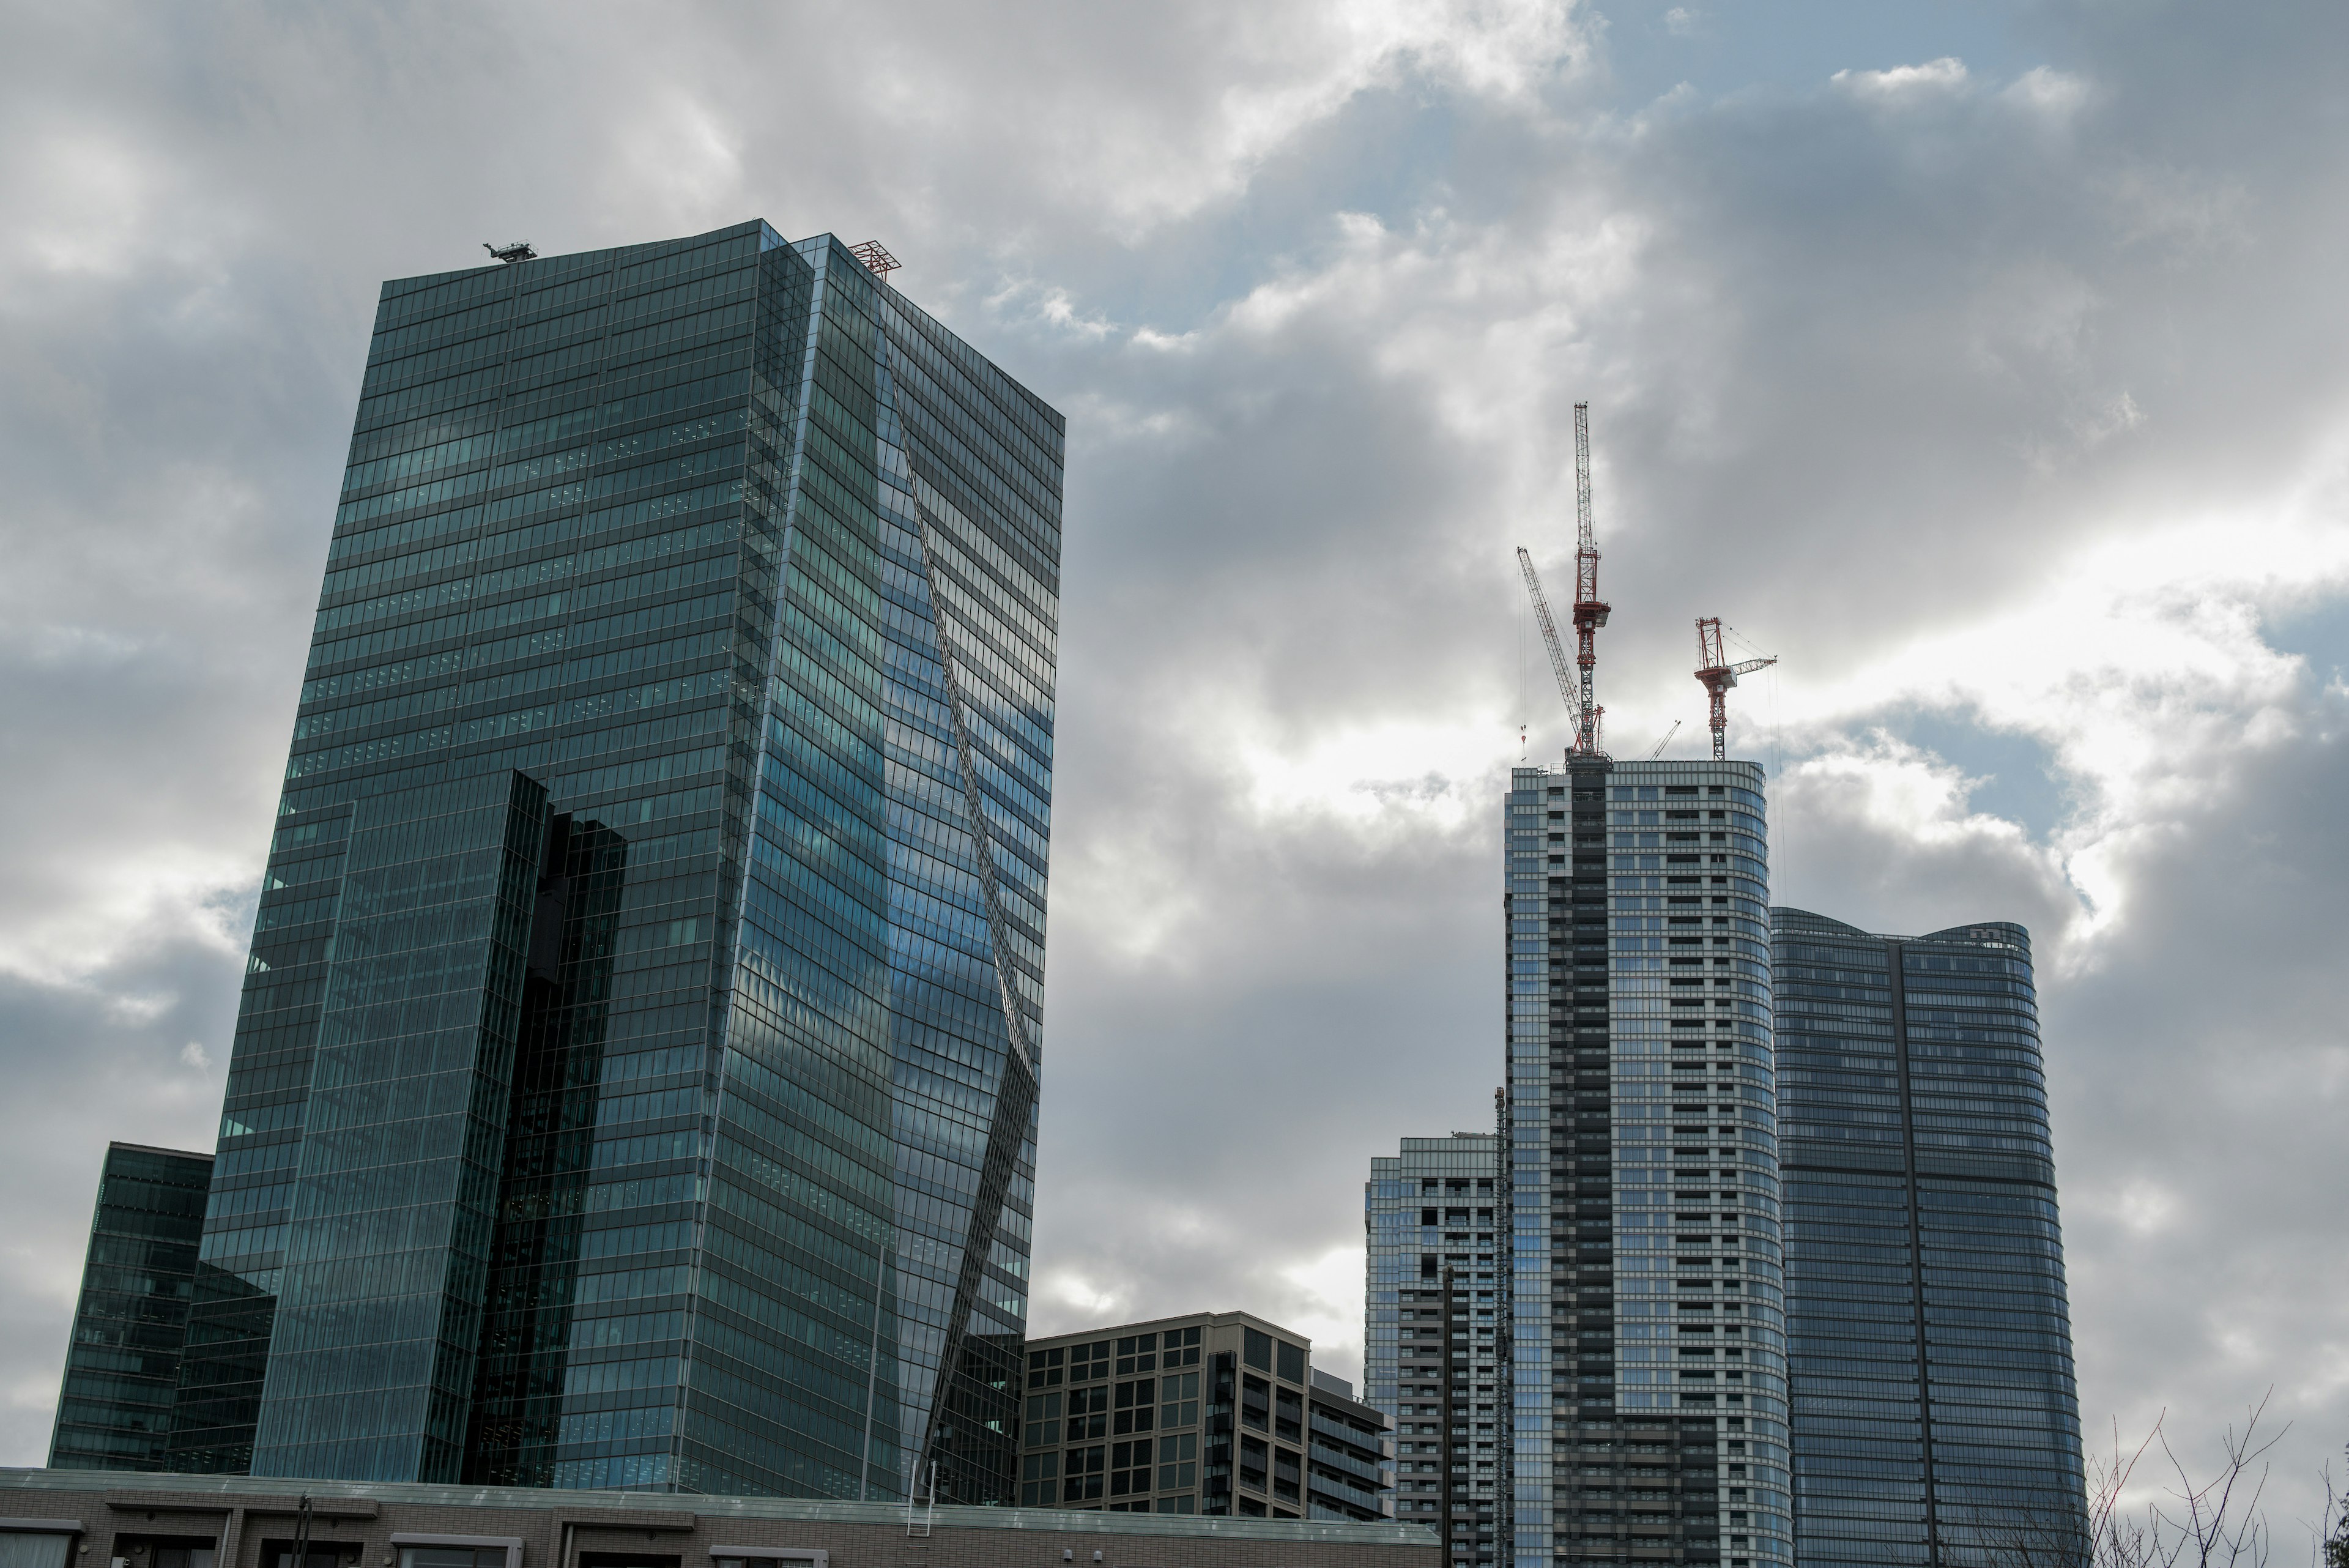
[
  {"x1": 165, "y1": 223, "x2": 1061, "y2": 1503},
  {"x1": 49, "y1": 1143, "x2": 215, "y2": 1471},
  {"x1": 1366, "y1": 1134, "x2": 1504, "y2": 1565},
  {"x1": 1772, "y1": 910, "x2": 2086, "y2": 1565},
  {"x1": 1504, "y1": 760, "x2": 1789, "y2": 1568}
]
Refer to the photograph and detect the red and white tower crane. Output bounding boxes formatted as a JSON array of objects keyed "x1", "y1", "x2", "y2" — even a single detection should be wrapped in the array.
[
  {"x1": 1694, "y1": 618, "x2": 1776, "y2": 761},
  {"x1": 1516, "y1": 403, "x2": 1611, "y2": 757},
  {"x1": 1568, "y1": 403, "x2": 1608, "y2": 756}
]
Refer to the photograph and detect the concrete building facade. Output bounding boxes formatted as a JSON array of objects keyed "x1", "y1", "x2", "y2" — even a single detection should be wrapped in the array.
[
  {"x1": 0, "y1": 1466, "x2": 1434, "y2": 1568},
  {"x1": 1015, "y1": 1312, "x2": 1389, "y2": 1524}
]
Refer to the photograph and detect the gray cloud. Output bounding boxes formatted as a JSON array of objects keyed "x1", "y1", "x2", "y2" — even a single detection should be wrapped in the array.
[{"x1": 2, "y1": 0, "x2": 2346, "y2": 1533}]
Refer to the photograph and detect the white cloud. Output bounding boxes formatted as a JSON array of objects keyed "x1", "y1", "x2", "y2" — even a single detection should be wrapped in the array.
[
  {"x1": 3, "y1": 0, "x2": 2348, "y2": 1527},
  {"x1": 1833, "y1": 55, "x2": 1970, "y2": 100},
  {"x1": 2005, "y1": 64, "x2": 2093, "y2": 119}
]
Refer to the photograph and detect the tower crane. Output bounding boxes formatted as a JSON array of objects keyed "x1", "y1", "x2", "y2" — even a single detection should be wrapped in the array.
[
  {"x1": 1515, "y1": 402, "x2": 1611, "y2": 757},
  {"x1": 1568, "y1": 403, "x2": 1608, "y2": 756},
  {"x1": 1694, "y1": 618, "x2": 1776, "y2": 761}
]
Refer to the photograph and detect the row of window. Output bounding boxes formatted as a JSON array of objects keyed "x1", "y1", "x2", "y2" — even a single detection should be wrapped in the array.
[
  {"x1": 1022, "y1": 1373, "x2": 1203, "y2": 1443},
  {"x1": 1026, "y1": 1325, "x2": 1204, "y2": 1387}
]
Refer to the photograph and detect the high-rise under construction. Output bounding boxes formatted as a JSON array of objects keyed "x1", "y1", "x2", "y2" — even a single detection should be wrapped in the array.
[{"x1": 1502, "y1": 757, "x2": 1789, "y2": 1568}]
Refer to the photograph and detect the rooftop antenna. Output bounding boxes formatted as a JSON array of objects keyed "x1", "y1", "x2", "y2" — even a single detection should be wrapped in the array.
[
  {"x1": 483, "y1": 242, "x2": 536, "y2": 264},
  {"x1": 850, "y1": 240, "x2": 902, "y2": 283}
]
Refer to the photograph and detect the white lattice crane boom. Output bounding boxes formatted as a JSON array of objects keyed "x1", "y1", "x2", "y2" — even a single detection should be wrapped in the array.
[{"x1": 1518, "y1": 547, "x2": 1584, "y2": 742}]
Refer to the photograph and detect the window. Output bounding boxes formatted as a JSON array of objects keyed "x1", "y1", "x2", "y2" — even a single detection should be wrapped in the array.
[
  {"x1": 1019, "y1": 1449, "x2": 1060, "y2": 1505},
  {"x1": 1071, "y1": 1340, "x2": 1112, "y2": 1381},
  {"x1": 1157, "y1": 1431, "x2": 1200, "y2": 1491},
  {"x1": 395, "y1": 1543, "x2": 518, "y2": 1568},
  {"x1": 0, "y1": 1536, "x2": 74, "y2": 1568},
  {"x1": 1241, "y1": 1374, "x2": 1271, "y2": 1431},
  {"x1": 1116, "y1": 1332, "x2": 1157, "y2": 1374},
  {"x1": 1024, "y1": 1390, "x2": 1061, "y2": 1446},
  {"x1": 1113, "y1": 1377, "x2": 1156, "y2": 1433},
  {"x1": 1167, "y1": 1325, "x2": 1201, "y2": 1365},
  {"x1": 1063, "y1": 1444, "x2": 1106, "y2": 1502},
  {"x1": 1275, "y1": 1340, "x2": 1305, "y2": 1384},
  {"x1": 1159, "y1": 1370, "x2": 1200, "y2": 1429},
  {"x1": 1110, "y1": 1438, "x2": 1153, "y2": 1494},
  {"x1": 1026, "y1": 1346, "x2": 1063, "y2": 1388},
  {"x1": 1239, "y1": 1435, "x2": 1269, "y2": 1492},
  {"x1": 1243, "y1": 1327, "x2": 1272, "y2": 1371},
  {"x1": 274, "y1": 1548, "x2": 357, "y2": 1568},
  {"x1": 1274, "y1": 1386, "x2": 1304, "y2": 1442},
  {"x1": 1272, "y1": 1445, "x2": 1302, "y2": 1502},
  {"x1": 1066, "y1": 1384, "x2": 1109, "y2": 1439}
]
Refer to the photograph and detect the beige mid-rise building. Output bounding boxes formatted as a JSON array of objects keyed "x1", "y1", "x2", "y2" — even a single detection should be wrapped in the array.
[{"x1": 1017, "y1": 1310, "x2": 1392, "y2": 1523}]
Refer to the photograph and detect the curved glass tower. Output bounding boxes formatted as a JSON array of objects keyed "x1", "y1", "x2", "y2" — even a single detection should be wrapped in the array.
[
  {"x1": 161, "y1": 223, "x2": 1061, "y2": 1503},
  {"x1": 1770, "y1": 910, "x2": 2086, "y2": 1566}
]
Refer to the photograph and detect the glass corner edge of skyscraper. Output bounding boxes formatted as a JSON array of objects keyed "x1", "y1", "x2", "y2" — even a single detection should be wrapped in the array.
[{"x1": 125, "y1": 220, "x2": 1064, "y2": 1501}]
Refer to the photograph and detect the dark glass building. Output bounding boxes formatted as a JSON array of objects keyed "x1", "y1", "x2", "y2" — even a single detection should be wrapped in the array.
[
  {"x1": 1770, "y1": 910, "x2": 2086, "y2": 1566},
  {"x1": 1503, "y1": 760, "x2": 1790, "y2": 1568},
  {"x1": 48, "y1": 1143, "x2": 215, "y2": 1471},
  {"x1": 160, "y1": 222, "x2": 1061, "y2": 1503}
]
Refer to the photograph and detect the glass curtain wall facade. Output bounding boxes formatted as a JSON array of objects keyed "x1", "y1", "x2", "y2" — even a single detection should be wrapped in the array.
[
  {"x1": 1367, "y1": 1133, "x2": 1504, "y2": 1566},
  {"x1": 49, "y1": 1144, "x2": 215, "y2": 1471},
  {"x1": 1504, "y1": 759, "x2": 1789, "y2": 1568},
  {"x1": 165, "y1": 222, "x2": 1061, "y2": 1504},
  {"x1": 1771, "y1": 910, "x2": 2086, "y2": 1566}
]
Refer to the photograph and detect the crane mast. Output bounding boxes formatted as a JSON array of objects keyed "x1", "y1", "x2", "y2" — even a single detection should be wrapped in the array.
[
  {"x1": 1694, "y1": 617, "x2": 1778, "y2": 761},
  {"x1": 1569, "y1": 403, "x2": 1609, "y2": 756}
]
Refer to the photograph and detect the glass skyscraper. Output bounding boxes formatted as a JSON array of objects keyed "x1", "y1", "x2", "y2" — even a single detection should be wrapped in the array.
[
  {"x1": 160, "y1": 221, "x2": 1061, "y2": 1503},
  {"x1": 48, "y1": 1143, "x2": 215, "y2": 1472},
  {"x1": 1366, "y1": 1132, "x2": 1504, "y2": 1564},
  {"x1": 1503, "y1": 759, "x2": 1790, "y2": 1568},
  {"x1": 1770, "y1": 910, "x2": 2086, "y2": 1566}
]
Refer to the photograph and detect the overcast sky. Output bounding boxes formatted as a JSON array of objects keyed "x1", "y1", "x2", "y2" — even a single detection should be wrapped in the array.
[{"x1": 3, "y1": 0, "x2": 2345, "y2": 1532}]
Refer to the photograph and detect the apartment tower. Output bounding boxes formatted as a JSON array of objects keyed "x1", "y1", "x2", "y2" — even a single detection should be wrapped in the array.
[
  {"x1": 1770, "y1": 910, "x2": 2087, "y2": 1565},
  {"x1": 157, "y1": 222, "x2": 1061, "y2": 1503},
  {"x1": 1367, "y1": 1133, "x2": 1505, "y2": 1566},
  {"x1": 1503, "y1": 759, "x2": 1789, "y2": 1568}
]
